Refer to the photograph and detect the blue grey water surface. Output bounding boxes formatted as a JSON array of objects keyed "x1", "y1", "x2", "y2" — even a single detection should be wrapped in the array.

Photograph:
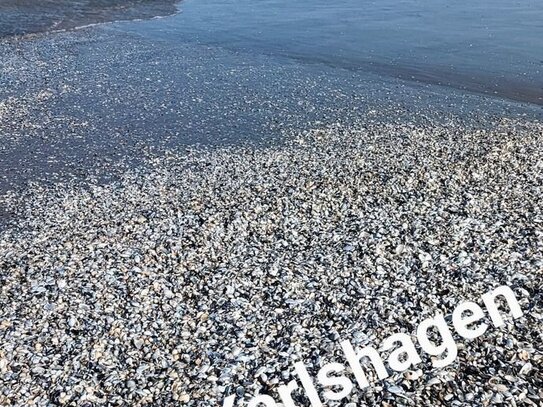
[{"x1": 115, "y1": 0, "x2": 543, "y2": 105}]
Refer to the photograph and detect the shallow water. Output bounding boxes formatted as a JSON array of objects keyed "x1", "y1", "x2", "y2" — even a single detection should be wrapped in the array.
[
  {"x1": 2, "y1": 0, "x2": 542, "y2": 103},
  {"x1": 1, "y1": 0, "x2": 542, "y2": 228},
  {"x1": 118, "y1": 0, "x2": 543, "y2": 105}
]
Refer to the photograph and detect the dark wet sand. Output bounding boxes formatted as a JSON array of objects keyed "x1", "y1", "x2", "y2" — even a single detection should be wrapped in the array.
[{"x1": 0, "y1": 0, "x2": 179, "y2": 37}]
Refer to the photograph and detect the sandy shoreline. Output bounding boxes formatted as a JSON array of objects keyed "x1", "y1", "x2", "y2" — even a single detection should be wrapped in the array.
[{"x1": 1, "y1": 116, "x2": 541, "y2": 405}]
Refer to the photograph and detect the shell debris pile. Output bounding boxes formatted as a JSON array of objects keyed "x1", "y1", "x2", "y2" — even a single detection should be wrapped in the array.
[{"x1": 0, "y1": 117, "x2": 542, "y2": 406}]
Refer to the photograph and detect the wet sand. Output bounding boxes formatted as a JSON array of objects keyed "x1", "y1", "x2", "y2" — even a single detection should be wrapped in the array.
[{"x1": 0, "y1": 0, "x2": 179, "y2": 37}]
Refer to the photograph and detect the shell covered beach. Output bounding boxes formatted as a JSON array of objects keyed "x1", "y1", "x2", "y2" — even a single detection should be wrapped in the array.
[
  {"x1": 1, "y1": 115, "x2": 542, "y2": 405},
  {"x1": 1, "y1": 0, "x2": 543, "y2": 406}
]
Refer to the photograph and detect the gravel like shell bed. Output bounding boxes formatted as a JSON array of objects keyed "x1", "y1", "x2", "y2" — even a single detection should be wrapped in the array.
[{"x1": 0, "y1": 117, "x2": 542, "y2": 406}]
